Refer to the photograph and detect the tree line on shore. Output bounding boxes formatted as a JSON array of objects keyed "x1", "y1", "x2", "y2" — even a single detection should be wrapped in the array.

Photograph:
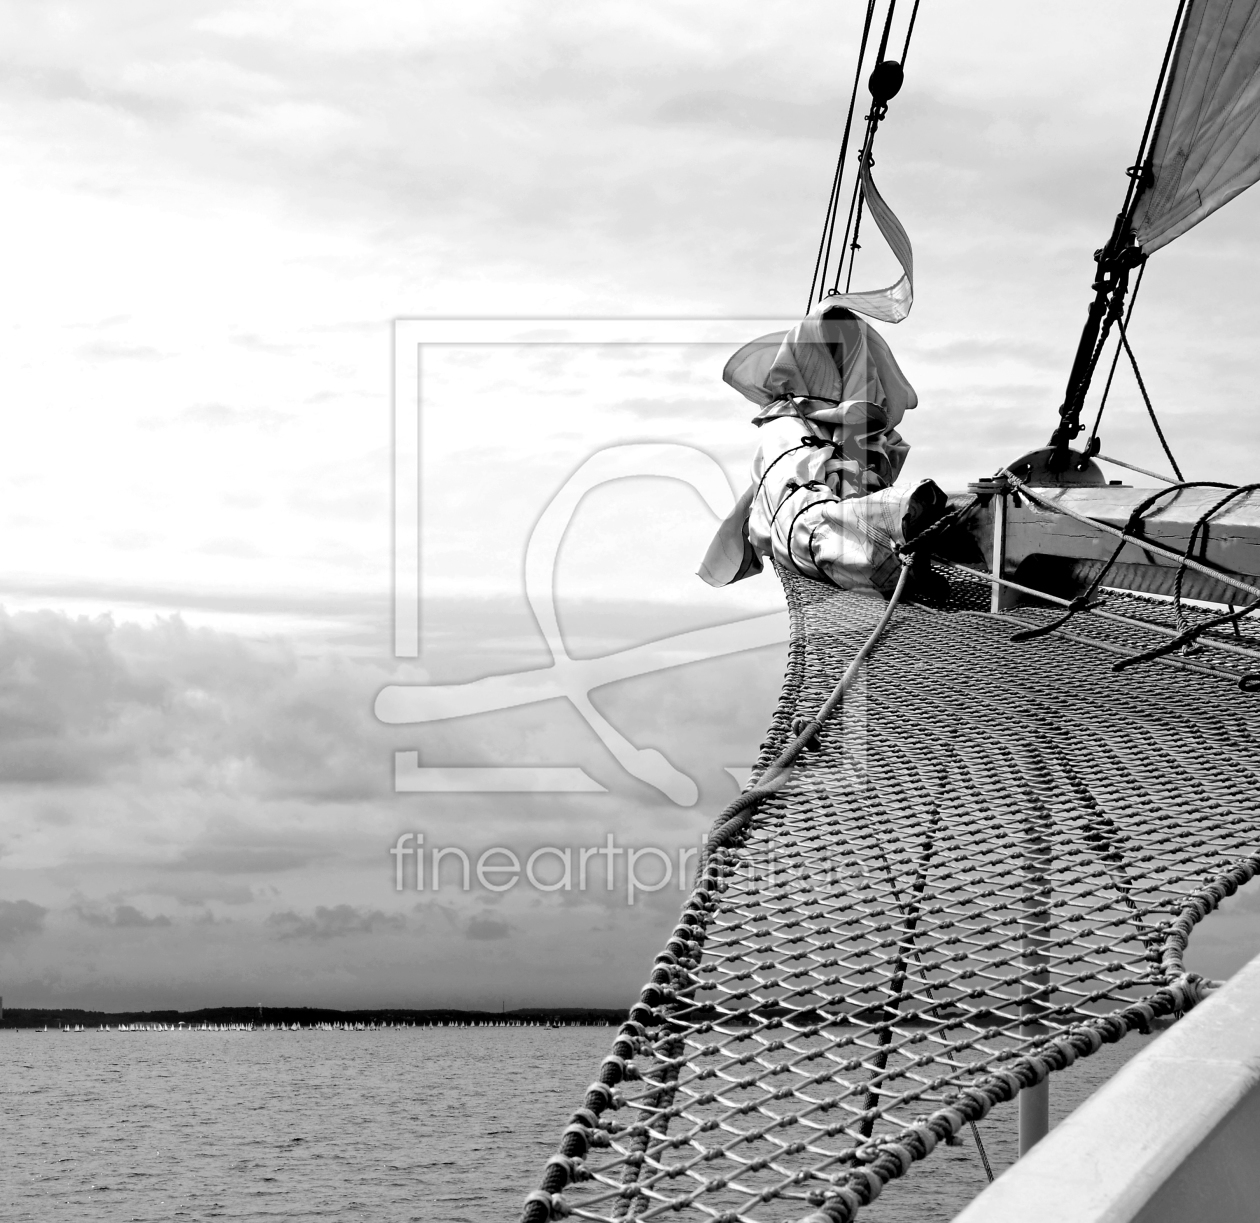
[{"x1": 1, "y1": 1005, "x2": 627, "y2": 1030}]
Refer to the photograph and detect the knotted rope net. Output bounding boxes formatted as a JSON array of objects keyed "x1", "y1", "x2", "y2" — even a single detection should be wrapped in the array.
[{"x1": 522, "y1": 559, "x2": 1260, "y2": 1223}]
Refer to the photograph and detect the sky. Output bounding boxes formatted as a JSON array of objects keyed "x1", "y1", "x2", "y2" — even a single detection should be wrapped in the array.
[{"x1": 2, "y1": 0, "x2": 1260, "y2": 1011}]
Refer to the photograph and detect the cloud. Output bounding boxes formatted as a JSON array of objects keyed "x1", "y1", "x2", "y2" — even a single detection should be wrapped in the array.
[
  {"x1": 266, "y1": 904, "x2": 405, "y2": 940},
  {"x1": 466, "y1": 914, "x2": 511, "y2": 941},
  {"x1": 76, "y1": 340, "x2": 166, "y2": 360},
  {"x1": 175, "y1": 402, "x2": 294, "y2": 430},
  {"x1": 167, "y1": 835, "x2": 324, "y2": 877},
  {"x1": 154, "y1": 880, "x2": 256, "y2": 907},
  {"x1": 75, "y1": 903, "x2": 171, "y2": 928},
  {"x1": 0, "y1": 899, "x2": 48, "y2": 941},
  {"x1": 7, "y1": 1, "x2": 1260, "y2": 1016},
  {"x1": 613, "y1": 396, "x2": 743, "y2": 422},
  {"x1": 0, "y1": 607, "x2": 384, "y2": 799}
]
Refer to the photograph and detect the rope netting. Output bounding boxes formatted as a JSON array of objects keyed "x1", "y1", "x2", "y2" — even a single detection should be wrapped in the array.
[{"x1": 522, "y1": 557, "x2": 1260, "y2": 1223}]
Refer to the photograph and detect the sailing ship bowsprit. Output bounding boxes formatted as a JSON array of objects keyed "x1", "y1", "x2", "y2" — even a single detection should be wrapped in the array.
[{"x1": 522, "y1": 4, "x2": 1260, "y2": 1221}]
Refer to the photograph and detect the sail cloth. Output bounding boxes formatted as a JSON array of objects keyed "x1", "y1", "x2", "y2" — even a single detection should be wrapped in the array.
[
  {"x1": 741, "y1": 414, "x2": 945, "y2": 596},
  {"x1": 819, "y1": 153, "x2": 915, "y2": 322},
  {"x1": 722, "y1": 306, "x2": 918, "y2": 415},
  {"x1": 1132, "y1": 0, "x2": 1260, "y2": 254},
  {"x1": 697, "y1": 149, "x2": 920, "y2": 589},
  {"x1": 697, "y1": 307, "x2": 928, "y2": 591}
]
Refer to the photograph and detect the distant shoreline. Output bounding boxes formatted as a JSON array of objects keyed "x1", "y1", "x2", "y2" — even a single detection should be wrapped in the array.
[{"x1": 0, "y1": 1005, "x2": 626, "y2": 1030}]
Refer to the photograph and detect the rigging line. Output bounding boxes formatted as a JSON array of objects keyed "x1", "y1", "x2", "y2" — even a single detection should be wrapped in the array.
[
  {"x1": 874, "y1": 0, "x2": 899, "y2": 65},
  {"x1": 899, "y1": 0, "x2": 922, "y2": 67},
  {"x1": 1115, "y1": 592, "x2": 1260, "y2": 674},
  {"x1": 845, "y1": 177, "x2": 867, "y2": 293},
  {"x1": 1095, "y1": 453, "x2": 1178, "y2": 485},
  {"x1": 1121, "y1": 0, "x2": 1193, "y2": 225},
  {"x1": 810, "y1": 0, "x2": 879, "y2": 311},
  {"x1": 835, "y1": 0, "x2": 923, "y2": 295},
  {"x1": 970, "y1": 1120, "x2": 995, "y2": 1183},
  {"x1": 1085, "y1": 259, "x2": 1147, "y2": 452},
  {"x1": 1117, "y1": 314, "x2": 1184, "y2": 481},
  {"x1": 832, "y1": 119, "x2": 876, "y2": 293}
]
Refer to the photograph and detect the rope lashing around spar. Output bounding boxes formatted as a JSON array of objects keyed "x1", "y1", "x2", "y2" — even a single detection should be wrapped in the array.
[
  {"x1": 1171, "y1": 483, "x2": 1260, "y2": 633},
  {"x1": 893, "y1": 495, "x2": 980, "y2": 559}
]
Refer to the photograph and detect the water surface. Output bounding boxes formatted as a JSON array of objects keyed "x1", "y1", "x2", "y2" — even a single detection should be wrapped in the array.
[{"x1": 2, "y1": 1026, "x2": 1152, "y2": 1221}]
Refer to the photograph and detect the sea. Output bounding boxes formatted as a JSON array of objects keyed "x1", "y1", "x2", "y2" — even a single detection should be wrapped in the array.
[{"x1": 2, "y1": 1024, "x2": 1153, "y2": 1222}]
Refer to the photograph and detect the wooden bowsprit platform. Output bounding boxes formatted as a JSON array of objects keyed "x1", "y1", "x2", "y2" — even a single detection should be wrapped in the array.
[{"x1": 521, "y1": 561, "x2": 1260, "y2": 1223}]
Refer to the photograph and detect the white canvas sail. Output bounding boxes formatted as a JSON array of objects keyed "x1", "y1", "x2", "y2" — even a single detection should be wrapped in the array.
[{"x1": 1132, "y1": 0, "x2": 1260, "y2": 254}]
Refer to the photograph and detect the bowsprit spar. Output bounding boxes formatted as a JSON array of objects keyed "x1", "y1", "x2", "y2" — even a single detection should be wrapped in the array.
[{"x1": 522, "y1": 4, "x2": 1260, "y2": 1221}]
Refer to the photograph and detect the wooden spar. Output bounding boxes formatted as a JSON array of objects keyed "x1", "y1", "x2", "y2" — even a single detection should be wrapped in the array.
[{"x1": 942, "y1": 451, "x2": 1260, "y2": 606}]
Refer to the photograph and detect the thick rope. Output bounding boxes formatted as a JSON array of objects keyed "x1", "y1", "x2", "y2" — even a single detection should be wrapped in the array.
[
  {"x1": 1169, "y1": 483, "x2": 1260, "y2": 634},
  {"x1": 704, "y1": 559, "x2": 913, "y2": 858}
]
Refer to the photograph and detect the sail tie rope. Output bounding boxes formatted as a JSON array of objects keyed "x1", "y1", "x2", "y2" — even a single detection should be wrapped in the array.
[{"x1": 1112, "y1": 596, "x2": 1260, "y2": 675}]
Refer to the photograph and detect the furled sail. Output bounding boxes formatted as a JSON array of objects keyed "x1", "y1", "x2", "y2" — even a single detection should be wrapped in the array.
[{"x1": 1132, "y1": 0, "x2": 1260, "y2": 254}]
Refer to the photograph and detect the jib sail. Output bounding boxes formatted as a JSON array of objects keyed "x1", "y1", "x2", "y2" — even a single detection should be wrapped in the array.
[{"x1": 1132, "y1": 0, "x2": 1260, "y2": 253}]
